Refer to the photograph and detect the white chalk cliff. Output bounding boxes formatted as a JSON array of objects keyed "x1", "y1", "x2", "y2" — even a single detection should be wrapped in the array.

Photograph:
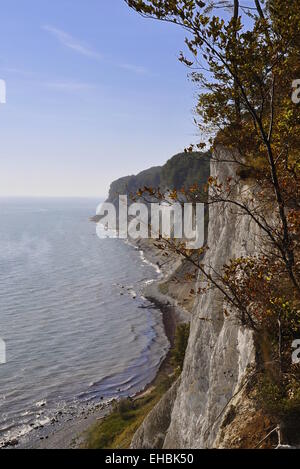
[{"x1": 132, "y1": 148, "x2": 261, "y2": 449}]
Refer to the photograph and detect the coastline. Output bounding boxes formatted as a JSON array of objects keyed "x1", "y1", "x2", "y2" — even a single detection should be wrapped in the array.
[
  {"x1": 126, "y1": 237, "x2": 190, "y2": 400},
  {"x1": 14, "y1": 240, "x2": 189, "y2": 450},
  {"x1": 83, "y1": 275, "x2": 189, "y2": 450}
]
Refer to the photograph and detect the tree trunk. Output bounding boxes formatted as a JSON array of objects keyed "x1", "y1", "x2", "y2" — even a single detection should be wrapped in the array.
[{"x1": 233, "y1": 0, "x2": 241, "y2": 122}]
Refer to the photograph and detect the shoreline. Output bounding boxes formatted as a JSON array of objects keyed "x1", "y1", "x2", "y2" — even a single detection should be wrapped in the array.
[
  {"x1": 129, "y1": 291, "x2": 179, "y2": 403},
  {"x1": 126, "y1": 237, "x2": 190, "y2": 401},
  {"x1": 17, "y1": 290, "x2": 181, "y2": 449},
  {"x1": 12, "y1": 242, "x2": 187, "y2": 450}
]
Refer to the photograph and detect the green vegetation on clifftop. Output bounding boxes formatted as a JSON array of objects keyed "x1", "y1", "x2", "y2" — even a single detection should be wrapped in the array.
[{"x1": 106, "y1": 151, "x2": 210, "y2": 206}]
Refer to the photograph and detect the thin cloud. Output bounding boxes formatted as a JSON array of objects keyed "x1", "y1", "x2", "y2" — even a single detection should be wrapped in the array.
[
  {"x1": 43, "y1": 25, "x2": 148, "y2": 75},
  {"x1": 43, "y1": 25, "x2": 102, "y2": 60},
  {"x1": 118, "y1": 63, "x2": 148, "y2": 75},
  {"x1": 45, "y1": 81, "x2": 96, "y2": 92},
  {"x1": 0, "y1": 67, "x2": 34, "y2": 77}
]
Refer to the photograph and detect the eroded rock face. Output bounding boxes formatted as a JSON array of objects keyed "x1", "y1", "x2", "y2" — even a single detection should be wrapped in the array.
[
  {"x1": 131, "y1": 380, "x2": 180, "y2": 449},
  {"x1": 164, "y1": 148, "x2": 259, "y2": 448},
  {"x1": 132, "y1": 148, "x2": 262, "y2": 449}
]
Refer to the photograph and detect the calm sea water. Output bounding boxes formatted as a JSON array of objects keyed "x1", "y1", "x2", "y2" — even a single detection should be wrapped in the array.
[{"x1": 0, "y1": 198, "x2": 169, "y2": 445}]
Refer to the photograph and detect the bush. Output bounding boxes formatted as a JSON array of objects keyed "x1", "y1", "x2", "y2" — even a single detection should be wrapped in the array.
[
  {"x1": 113, "y1": 398, "x2": 136, "y2": 419},
  {"x1": 172, "y1": 323, "x2": 190, "y2": 373},
  {"x1": 85, "y1": 376, "x2": 175, "y2": 449},
  {"x1": 257, "y1": 374, "x2": 300, "y2": 419}
]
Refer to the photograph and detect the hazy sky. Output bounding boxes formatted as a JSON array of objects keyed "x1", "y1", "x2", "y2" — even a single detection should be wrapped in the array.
[{"x1": 0, "y1": 0, "x2": 197, "y2": 197}]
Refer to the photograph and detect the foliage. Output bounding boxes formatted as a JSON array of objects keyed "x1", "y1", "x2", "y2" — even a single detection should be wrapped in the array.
[
  {"x1": 124, "y1": 0, "x2": 300, "y2": 436},
  {"x1": 257, "y1": 374, "x2": 300, "y2": 420},
  {"x1": 161, "y1": 151, "x2": 210, "y2": 190},
  {"x1": 172, "y1": 323, "x2": 190, "y2": 373},
  {"x1": 113, "y1": 398, "x2": 137, "y2": 419},
  {"x1": 106, "y1": 151, "x2": 210, "y2": 206},
  {"x1": 85, "y1": 376, "x2": 173, "y2": 449}
]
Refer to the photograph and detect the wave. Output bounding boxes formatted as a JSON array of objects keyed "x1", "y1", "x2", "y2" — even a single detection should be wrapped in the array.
[{"x1": 139, "y1": 250, "x2": 162, "y2": 274}]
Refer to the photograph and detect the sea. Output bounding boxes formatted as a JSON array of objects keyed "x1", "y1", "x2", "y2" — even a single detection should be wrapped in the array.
[{"x1": 0, "y1": 197, "x2": 169, "y2": 446}]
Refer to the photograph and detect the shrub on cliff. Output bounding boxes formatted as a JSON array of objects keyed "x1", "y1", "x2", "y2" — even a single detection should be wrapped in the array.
[{"x1": 172, "y1": 323, "x2": 190, "y2": 374}]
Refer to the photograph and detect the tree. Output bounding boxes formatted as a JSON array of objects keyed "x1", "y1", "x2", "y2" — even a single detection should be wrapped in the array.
[{"x1": 125, "y1": 0, "x2": 300, "y2": 445}]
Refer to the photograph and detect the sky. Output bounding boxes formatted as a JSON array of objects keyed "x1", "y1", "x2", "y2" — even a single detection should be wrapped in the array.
[{"x1": 0, "y1": 0, "x2": 197, "y2": 198}]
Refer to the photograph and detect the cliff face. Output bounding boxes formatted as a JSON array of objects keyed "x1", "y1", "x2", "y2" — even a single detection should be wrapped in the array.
[
  {"x1": 132, "y1": 148, "x2": 263, "y2": 449},
  {"x1": 106, "y1": 167, "x2": 162, "y2": 206},
  {"x1": 106, "y1": 152, "x2": 210, "y2": 207}
]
